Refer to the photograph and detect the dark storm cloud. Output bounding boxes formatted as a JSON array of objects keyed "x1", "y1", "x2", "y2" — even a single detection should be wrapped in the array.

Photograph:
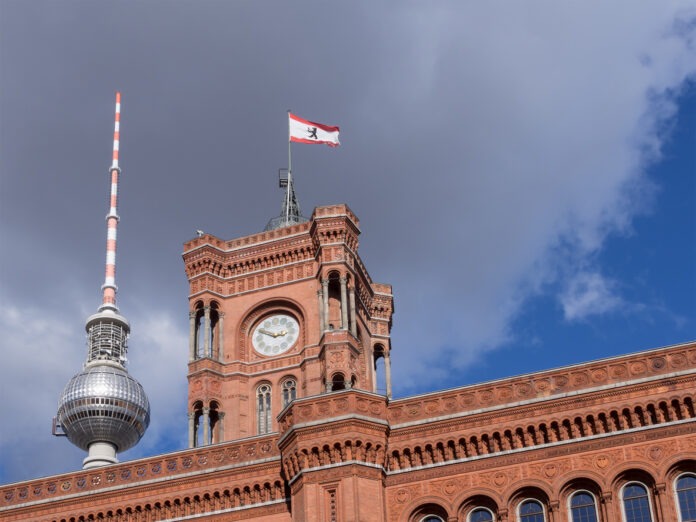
[{"x1": 1, "y1": 2, "x2": 695, "y2": 482}]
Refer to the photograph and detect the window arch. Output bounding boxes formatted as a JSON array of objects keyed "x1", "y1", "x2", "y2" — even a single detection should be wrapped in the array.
[
  {"x1": 676, "y1": 473, "x2": 696, "y2": 522},
  {"x1": 569, "y1": 491, "x2": 598, "y2": 522},
  {"x1": 469, "y1": 507, "x2": 494, "y2": 522},
  {"x1": 256, "y1": 383, "x2": 272, "y2": 434},
  {"x1": 282, "y1": 378, "x2": 297, "y2": 407},
  {"x1": 622, "y1": 482, "x2": 654, "y2": 522},
  {"x1": 410, "y1": 503, "x2": 448, "y2": 522},
  {"x1": 519, "y1": 499, "x2": 545, "y2": 522},
  {"x1": 331, "y1": 372, "x2": 346, "y2": 391}
]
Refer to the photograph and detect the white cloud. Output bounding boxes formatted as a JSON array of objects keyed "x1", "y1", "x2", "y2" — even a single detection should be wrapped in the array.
[
  {"x1": 560, "y1": 271, "x2": 624, "y2": 321},
  {"x1": 0, "y1": 304, "x2": 84, "y2": 481},
  {"x1": 121, "y1": 310, "x2": 189, "y2": 459}
]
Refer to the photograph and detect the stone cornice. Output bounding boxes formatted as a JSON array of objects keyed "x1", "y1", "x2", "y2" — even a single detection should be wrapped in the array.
[
  {"x1": 183, "y1": 225, "x2": 311, "y2": 255},
  {"x1": 1, "y1": 435, "x2": 280, "y2": 509},
  {"x1": 388, "y1": 370, "x2": 695, "y2": 436},
  {"x1": 388, "y1": 342, "x2": 696, "y2": 425}
]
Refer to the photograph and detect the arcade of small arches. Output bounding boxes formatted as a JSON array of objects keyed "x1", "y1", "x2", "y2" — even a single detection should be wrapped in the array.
[
  {"x1": 50, "y1": 479, "x2": 288, "y2": 522},
  {"x1": 188, "y1": 301, "x2": 223, "y2": 362},
  {"x1": 281, "y1": 437, "x2": 386, "y2": 480},
  {"x1": 389, "y1": 395, "x2": 695, "y2": 472},
  {"x1": 316, "y1": 224, "x2": 358, "y2": 252},
  {"x1": 185, "y1": 244, "x2": 314, "y2": 278},
  {"x1": 408, "y1": 469, "x2": 696, "y2": 522}
]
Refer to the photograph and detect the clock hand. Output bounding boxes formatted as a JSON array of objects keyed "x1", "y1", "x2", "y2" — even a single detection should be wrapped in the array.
[{"x1": 258, "y1": 328, "x2": 276, "y2": 337}]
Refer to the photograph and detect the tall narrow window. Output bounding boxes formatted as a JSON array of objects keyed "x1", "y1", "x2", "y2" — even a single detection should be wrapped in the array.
[
  {"x1": 209, "y1": 401, "x2": 222, "y2": 444},
  {"x1": 209, "y1": 302, "x2": 220, "y2": 359},
  {"x1": 677, "y1": 474, "x2": 696, "y2": 522},
  {"x1": 374, "y1": 353, "x2": 386, "y2": 394},
  {"x1": 194, "y1": 304, "x2": 204, "y2": 359},
  {"x1": 282, "y1": 379, "x2": 296, "y2": 407},
  {"x1": 622, "y1": 483, "x2": 653, "y2": 522},
  {"x1": 570, "y1": 492, "x2": 598, "y2": 522},
  {"x1": 469, "y1": 508, "x2": 494, "y2": 522},
  {"x1": 520, "y1": 500, "x2": 545, "y2": 522},
  {"x1": 257, "y1": 384, "x2": 272, "y2": 434},
  {"x1": 191, "y1": 401, "x2": 203, "y2": 447}
]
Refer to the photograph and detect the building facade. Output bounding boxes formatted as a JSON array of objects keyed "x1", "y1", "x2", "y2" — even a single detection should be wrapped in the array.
[{"x1": 2, "y1": 205, "x2": 695, "y2": 522}]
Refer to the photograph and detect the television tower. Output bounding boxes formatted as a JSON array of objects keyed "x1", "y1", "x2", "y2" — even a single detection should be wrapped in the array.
[{"x1": 55, "y1": 93, "x2": 150, "y2": 469}]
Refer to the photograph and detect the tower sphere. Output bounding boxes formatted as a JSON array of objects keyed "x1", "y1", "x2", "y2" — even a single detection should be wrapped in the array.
[{"x1": 57, "y1": 364, "x2": 150, "y2": 452}]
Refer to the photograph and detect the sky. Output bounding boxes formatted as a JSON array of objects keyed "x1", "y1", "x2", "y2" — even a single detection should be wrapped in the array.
[{"x1": 0, "y1": 1, "x2": 694, "y2": 484}]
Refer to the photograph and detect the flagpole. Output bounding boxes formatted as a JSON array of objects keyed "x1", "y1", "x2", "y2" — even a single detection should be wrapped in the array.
[{"x1": 287, "y1": 109, "x2": 292, "y2": 226}]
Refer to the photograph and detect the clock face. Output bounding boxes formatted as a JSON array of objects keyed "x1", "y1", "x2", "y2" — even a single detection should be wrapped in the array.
[{"x1": 252, "y1": 314, "x2": 299, "y2": 356}]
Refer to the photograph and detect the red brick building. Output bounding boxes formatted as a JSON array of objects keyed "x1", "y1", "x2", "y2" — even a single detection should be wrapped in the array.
[{"x1": 2, "y1": 204, "x2": 695, "y2": 522}]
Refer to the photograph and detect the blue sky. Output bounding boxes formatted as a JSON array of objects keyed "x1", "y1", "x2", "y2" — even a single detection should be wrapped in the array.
[
  {"x1": 454, "y1": 88, "x2": 696, "y2": 387},
  {"x1": 0, "y1": 2, "x2": 694, "y2": 484}
]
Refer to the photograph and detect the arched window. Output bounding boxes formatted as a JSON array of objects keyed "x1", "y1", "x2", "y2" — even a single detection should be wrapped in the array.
[
  {"x1": 282, "y1": 378, "x2": 296, "y2": 407},
  {"x1": 469, "y1": 507, "x2": 494, "y2": 522},
  {"x1": 622, "y1": 483, "x2": 653, "y2": 522},
  {"x1": 419, "y1": 517, "x2": 444, "y2": 522},
  {"x1": 209, "y1": 401, "x2": 223, "y2": 444},
  {"x1": 676, "y1": 474, "x2": 696, "y2": 522},
  {"x1": 520, "y1": 500, "x2": 545, "y2": 522},
  {"x1": 331, "y1": 372, "x2": 346, "y2": 391},
  {"x1": 256, "y1": 384, "x2": 272, "y2": 434},
  {"x1": 193, "y1": 303, "x2": 204, "y2": 359},
  {"x1": 327, "y1": 273, "x2": 341, "y2": 330},
  {"x1": 374, "y1": 344, "x2": 387, "y2": 394},
  {"x1": 209, "y1": 302, "x2": 221, "y2": 360},
  {"x1": 192, "y1": 401, "x2": 203, "y2": 447},
  {"x1": 570, "y1": 491, "x2": 598, "y2": 522}
]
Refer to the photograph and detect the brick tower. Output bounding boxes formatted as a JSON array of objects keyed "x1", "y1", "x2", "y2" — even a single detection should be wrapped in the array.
[{"x1": 182, "y1": 203, "x2": 394, "y2": 446}]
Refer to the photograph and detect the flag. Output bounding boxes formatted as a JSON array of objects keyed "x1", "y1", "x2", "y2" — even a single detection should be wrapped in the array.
[{"x1": 289, "y1": 113, "x2": 340, "y2": 147}]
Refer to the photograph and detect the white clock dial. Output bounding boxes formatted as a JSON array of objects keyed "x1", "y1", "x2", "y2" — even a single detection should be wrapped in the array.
[{"x1": 252, "y1": 314, "x2": 299, "y2": 356}]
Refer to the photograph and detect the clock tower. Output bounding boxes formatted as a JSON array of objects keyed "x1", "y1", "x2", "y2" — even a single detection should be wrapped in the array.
[{"x1": 182, "y1": 185, "x2": 394, "y2": 447}]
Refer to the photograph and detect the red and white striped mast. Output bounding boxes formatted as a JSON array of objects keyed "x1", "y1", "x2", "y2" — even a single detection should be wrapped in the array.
[{"x1": 100, "y1": 91, "x2": 122, "y2": 312}]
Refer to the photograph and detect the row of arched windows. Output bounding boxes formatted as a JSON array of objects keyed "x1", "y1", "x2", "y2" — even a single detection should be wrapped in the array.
[
  {"x1": 256, "y1": 378, "x2": 296, "y2": 434},
  {"x1": 189, "y1": 400, "x2": 222, "y2": 447},
  {"x1": 414, "y1": 473, "x2": 696, "y2": 522},
  {"x1": 189, "y1": 302, "x2": 223, "y2": 361}
]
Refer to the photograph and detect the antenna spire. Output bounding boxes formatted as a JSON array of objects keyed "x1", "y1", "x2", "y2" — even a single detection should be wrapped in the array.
[
  {"x1": 264, "y1": 169, "x2": 308, "y2": 231},
  {"x1": 100, "y1": 92, "x2": 122, "y2": 312},
  {"x1": 264, "y1": 111, "x2": 309, "y2": 231}
]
